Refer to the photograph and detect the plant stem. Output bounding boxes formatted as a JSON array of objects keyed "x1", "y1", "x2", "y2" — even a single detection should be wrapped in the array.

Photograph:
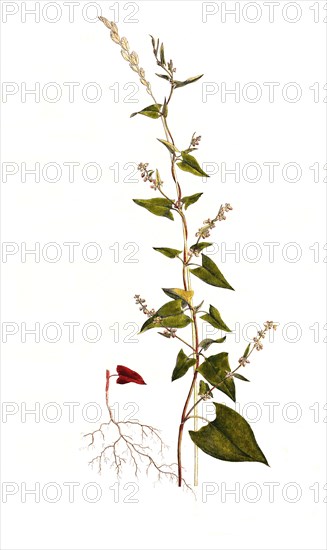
[
  {"x1": 151, "y1": 86, "x2": 200, "y2": 486},
  {"x1": 174, "y1": 334, "x2": 196, "y2": 352},
  {"x1": 164, "y1": 130, "x2": 200, "y2": 486},
  {"x1": 184, "y1": 415, "x2": 209, "y2": 424},
  {"x1": 190, "y1": 307, "x2": 200, "y2": 485}
]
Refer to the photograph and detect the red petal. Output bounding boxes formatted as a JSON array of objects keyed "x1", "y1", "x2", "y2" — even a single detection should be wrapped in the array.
[
  {"x1": 116, "y1": 365, "x2": 146, "y2": 385},
  {"x1": 117, "y1": 365, "x2": 137, "y2": 377},
  {"x1": 116, "y1": 375, "x2": 133, "y2": 385}
]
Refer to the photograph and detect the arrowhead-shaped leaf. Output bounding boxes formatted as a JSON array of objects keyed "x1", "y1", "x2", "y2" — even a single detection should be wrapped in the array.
[
  {"x1": 199, "y1": 336, "x2": 227, "y2": 351},
  {"x1": 172, "y1": 349, "x2": 196, "y2": 381},
  {"x1": 140, "y1": 300, "x2": 191, "y2": 333},
  {"x1": 133, "y1": 198, "x2": 174, "y2": 220},
  {"x1": 156, "y1": 300, "x2": 182, "y2": 317},
  {"x1": 173, "y1": 74, "x2": 203, "y2": 89},
  {"x1": 162, "y1": 288, "x2": 194, "y2": 306},
  {"x1": 153, "y1": 247, "x2": 182, "y2": 259},
  {"x1": 200, "y1": 305, "x2": 231, "y2": 333},
  {"x1": 130, "y1": 103, "x2": 162, "y2": 119},
  {"x1": 181, "y1": 192, "x2": 203, "y2": 210},
  {"x1": 190, "y1": 254, "x2": 234, "y2": 290},
  {"x1": 157, "y1": 300, "x2": 183, "y2": 317},
  {"x1": 177, "y1": 153, "x2": 209, "y2": 178},
  {"x1": 140, "y1": 299, "x2": 182, "y2": 333},
  {"x1": 157, "y1": 138, "x2": 179, "y2": 154},
  {"x1": 198, "y1": 352, "x2": 235, "y2": 401},
  {"x1": 189, "y1": 402, "x2": 269, "y2": 465}
]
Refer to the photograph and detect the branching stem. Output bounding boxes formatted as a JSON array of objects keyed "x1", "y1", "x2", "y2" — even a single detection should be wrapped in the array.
[{"x1": 150, "y1": 84, "x2": 201, "y2": 486}]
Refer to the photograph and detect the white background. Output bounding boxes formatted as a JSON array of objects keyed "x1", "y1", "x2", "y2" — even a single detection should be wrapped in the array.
[{"x1": 1, "y1": 1, "x2": 326, "y2": 549}]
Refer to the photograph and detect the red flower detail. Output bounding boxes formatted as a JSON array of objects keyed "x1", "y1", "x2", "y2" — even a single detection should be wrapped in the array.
[{"x1": 116, "y1": 365, "x2": 146, "y2": 385}]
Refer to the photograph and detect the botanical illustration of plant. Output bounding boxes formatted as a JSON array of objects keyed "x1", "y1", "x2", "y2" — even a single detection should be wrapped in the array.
[{"x1": 84, "y1": 17, "x2": 277, "y2": 489}]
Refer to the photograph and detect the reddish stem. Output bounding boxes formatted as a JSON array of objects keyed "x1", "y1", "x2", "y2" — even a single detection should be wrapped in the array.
[{"x1": 177, "y1": 311, "x2": 200, "y2": 486}]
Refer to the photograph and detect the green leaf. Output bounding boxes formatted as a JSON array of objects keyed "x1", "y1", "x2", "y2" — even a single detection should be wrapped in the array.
[
  {"x1": 153, "y1": 247, "x2": 182, "y2": 259},
  {"x1": 162, "y1": 288, "x2": 194, "y2": 306},
  {"x1": 177, "y1": 153, "x2": 209, "y2": 178},
  {"x1": 130, "y1": 103, "x2": 162, "y2": 119},
  {"x1": 140, "y1": 300, "x2": 191, "y2": 333},
  {"x1": 160, "y1": 43, "x2": 165, "y2": 65},
  {"x1": 162, "y1": 99, "x2": 168, "y2": 118},
  {"x1": 157, "y1": 300, "x2": 183, "y2": 317},
  {"x1": 150, "y1": 35, "x2": 159, "y2": 56},
  {"x1": 173, "y1": 74, "x2": 203, "y2": 89},
  {"x1": 161, "y1": 314, "x2": 192, "y2": 329},
  {"x1": 155, "y1": 169, "x2": 162, "y2": 186},
  {"x1": 234, "y1": 373, "x2": 250, "y2": 382},
  {"x1": 133, "y1": 198, "x2": 174, "y2": 221},
  {"x1": 200, "y1": 305, "x2": 231, "y2": 333},
  {"x1": 199, "y1": 336, "x2": 226, "y2": 351},
  {"x1": 189, "y1": 402, "x2": 268, "y2": 465},
  {"x1": 190, "y1": 242, "x2": 213, "y2": 254},
  {"x1": 182, "y1": 147, "x2": 198, "y2": 154},
  {"x1": 243, "y1": 343, "x2": 251, "y2": 357},
  {"x1": 198, "y1": 352, "x2": 235, "y2": 401},
  {"x1": 181, "y1": 192, "x2": 203, "y2": 210},
  {"x1": 157, "y1": 138, "x2": 179, "y2": 154},
  {"x1": 156, "y1": 73, "x2": 170, "y2": 81},
  {"x1": 190, "y1": 254, "x2": 234, "y2": 290},
  {"x1": 139, "y1": 316, "x2": 158, "y2": 334},
  {"x1": 199, "y1": 380, "x2": 213, "y2": 398},
  {"x1": 172, "y1": 349, "x2": 196, "y2": 382}
]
